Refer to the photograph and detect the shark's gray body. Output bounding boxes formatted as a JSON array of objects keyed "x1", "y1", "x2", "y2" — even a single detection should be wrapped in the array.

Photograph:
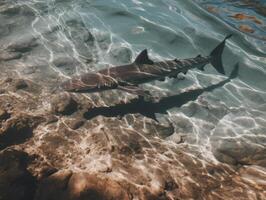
[
  {"x1": 61, "y1": 35, "x2": 232, "y2": 96},
  {"x1": 100, "y1": 55, "x2": 210, "y2": 83}
]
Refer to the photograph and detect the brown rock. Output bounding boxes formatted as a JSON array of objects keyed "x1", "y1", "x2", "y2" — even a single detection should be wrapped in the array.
[
  {"x1": 51, "y1": 93, "x2": 78, "y2": 115},
  {"x1": 145, "y1": 122, "x2": 175, "y2": 138},
  {"x1": 38, "y1": 166, "x2": 58, "y2": 179},
  {"x1": 66, "y1": 119, "x2": 85, "y2": 130},
  {"x1": 35, "y1": 170, "x2": 73, "y2": 200},
  {"x1": 239, "y1": 24, "x2": 255, "y2": 33},
  {"x1": 4, "y1": 77, "x2": 13, "y2": 83},
  {"x1": 35, "y1": 172, "x2": 130, "y2": 200},
  {"x1": 68, "y1": 173, "x2": 130, "y2": 200},
  {"x1": 0, "y1": 114, "x2": 44, "y2": 150},
  {"x1": 45, "y1": 115, "x2": 59, "y2": 125},
  {"x1": 206, "y1": 6, "x2": 218, "y2": 14},
  {"x1": 212, "y1": 137, "x2": 266, "y2": 167},
  {"x1": 0, "y1": 149, "x2": 36, "y2": 200},
  {"x1": 238, "y1": 165, "x2": 266, "y2": 191},
  {"x1": 14, "y1": 79, "x2": 28, "y2": 90},
  {"x1": 0, "y1": 52, "x2": 22, "y2": 61},
  {"x1": 0, "y1": 109, "x2": 10, "y2": 121},
  {"x1": 230, "y1": 13, "x2": 263, "y2": 24}
]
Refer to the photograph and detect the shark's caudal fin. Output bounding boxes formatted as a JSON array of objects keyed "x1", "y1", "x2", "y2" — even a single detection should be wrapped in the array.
[
  {"x1": 229, "y1": 62, "x2": 239, "y2": 79},
  {"x1": 210, "y1": 34, "x2": 232, "y2": 75}
]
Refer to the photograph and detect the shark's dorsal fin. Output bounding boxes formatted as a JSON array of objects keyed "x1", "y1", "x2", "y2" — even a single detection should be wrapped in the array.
[
  {"x1": 196, "y1": 54, "x2": 201, "y2": 58},
  {"x1": 134, "y1": 49, "x2": 154, "y2": 65}
]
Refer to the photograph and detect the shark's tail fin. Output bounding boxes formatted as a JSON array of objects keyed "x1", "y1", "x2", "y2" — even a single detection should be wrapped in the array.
[
  {"x1": 209, "y1": 34, "x2": 232, "y2": 75},
  {"x1": 229, "y1": 62, "x2": 239, "y2": 80}
]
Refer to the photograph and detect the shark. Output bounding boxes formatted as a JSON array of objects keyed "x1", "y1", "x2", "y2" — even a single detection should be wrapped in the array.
[
  {"x1": 60, "y1": 34, "x2": 232, "y2": 97},
  {"x1": 83, "y1": 63, "x2": 239, "y2": 121}
]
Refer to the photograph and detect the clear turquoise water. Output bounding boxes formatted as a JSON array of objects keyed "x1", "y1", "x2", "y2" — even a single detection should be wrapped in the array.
[{"x1": 0, "y1": 0, "x2": 265, "y2": 165}]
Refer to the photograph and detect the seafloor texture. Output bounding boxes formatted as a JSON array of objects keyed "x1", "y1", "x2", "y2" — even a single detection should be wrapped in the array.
[{"x1": 0, "y1": 0, "x2": 266, "y2": 200}]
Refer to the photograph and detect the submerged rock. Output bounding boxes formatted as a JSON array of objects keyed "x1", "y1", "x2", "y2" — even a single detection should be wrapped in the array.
[
  {"x1": 65, "y1": 118, "x2": 85, "y2": 130},
  {"x1": 35, "y1": 170, "x2": 73, "y2": 200},
  {"x1": 67, "y1": 173, "x2": 130, "y2": 200},
  {"x1": 35, "y1": 171, "x2": 130, "y2": 200},
  {"x1": 0, "y1": 78, "x2": 40, "y2": 93},
  {"x1": 0, "y1": 149, "x2": 36, "y2": 200},
  {"x1": 0, "y1": 108, "x2": 10, "y2": 121},
  {"x1": 109, "y1": 46, "x2": 132, "y2": 64},
  {"x1": 0, "y1": 52, "x2": 22, "y2": 61},
  {"x1": 51, "y1": 93, "x2": 78, "y2": 115},
  {"x1": 14, "y1": 79, "x2": 28, "y2": 90},
  {"x1": 0, "y1": 114, "x2": 44, "y2": 150},
  {"x1": 45, "y1": 115, "x2": 59, "y2": 125},
  {"x1": 0, "y1": 4, "x2": 35, "y2": 17},
  {"x1": 213, "y1": 138, "x2": 266, "y2": 167},
  {"x1": 6, "y1": 37, "x2": 38, "y2": 53}
]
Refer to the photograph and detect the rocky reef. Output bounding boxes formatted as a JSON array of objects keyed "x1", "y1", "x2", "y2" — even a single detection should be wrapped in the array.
[{"x1": 0, "y1": 75, "x2": 265, "y2": 200}]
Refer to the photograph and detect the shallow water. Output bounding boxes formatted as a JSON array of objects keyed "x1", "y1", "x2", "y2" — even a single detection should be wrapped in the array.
[{"x1": 0, "y1": 0, "x2": 266, "y2": 183}]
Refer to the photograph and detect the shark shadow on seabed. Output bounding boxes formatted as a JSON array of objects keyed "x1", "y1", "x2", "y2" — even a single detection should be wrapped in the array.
[{"x1": 84, "y1": 64, "x2": 239, "y2": 121}]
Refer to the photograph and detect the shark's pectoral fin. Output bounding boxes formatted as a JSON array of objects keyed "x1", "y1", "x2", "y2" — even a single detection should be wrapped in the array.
[
  {"x1": 134, "y1": 49, "x2": 154, "y2": 65},
  {"x1": 117, "y1": 85, "x2": 151, "y2": 97}
]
